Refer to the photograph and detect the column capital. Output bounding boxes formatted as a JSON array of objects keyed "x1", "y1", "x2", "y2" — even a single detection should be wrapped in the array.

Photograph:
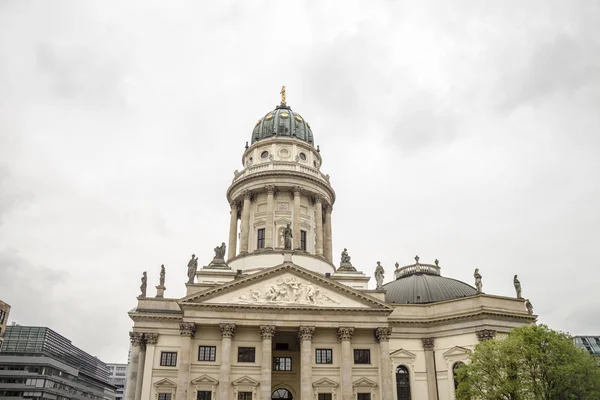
[
  {"x1": 324, "y1": 205, "x2": 333, "y2": 214},
  {"x1": 265, "y1": 185, "x2": 276, "y2": 195},
  {"x1": 314, "y1": 195, "x2": 324, "y2": 204},
  {"x1": 292, "y1": 186, "x2": 302, "y2": 195},
  {"x1": 337, "y1": 327, "x2": 354, "y2": 341},
  {"x1": 422, "y1": 337, "x2": 435, "y2": 350},
  {"x1": 475, "y1": 329, "x2": 497, "y2": 342},
  {"x1": 260, "y1": 325, "x2": 276, "y2": 340},
  {"x1": 179, "y1": 322, "x2": 196, "y2": 338},
  {"x1": 298, "y1": 326, "x2": 315, "y2": 341},
  {"x1": 145, "y1": 333, "x2": 159, "y2": 345},
  {"x1": 243, "y1": 190, "x2": 252, "y2": 200},
  {"x1": 230, "y1": 201, "x2": 238, "y2": 209},
  {"x1": 129, "y1": 332, "x2": 145, "y2": 347},
  {"x1": 220, "y1": 323, "x2": 236, "y2": 339},
  {"x1": 375, "y1": 327, "x2": 391, "y2": 343}
]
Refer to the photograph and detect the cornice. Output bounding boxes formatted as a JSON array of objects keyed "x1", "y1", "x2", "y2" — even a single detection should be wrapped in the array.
[
  {"x1": 181, "y1": 303, "x2": 392, "y2": 315},
  {"x1": 389, "y1": 311, "x2": 536, "y2": 327},
  {"x1": 179, "y1": 263, "x2": 392, "y2": 310}
]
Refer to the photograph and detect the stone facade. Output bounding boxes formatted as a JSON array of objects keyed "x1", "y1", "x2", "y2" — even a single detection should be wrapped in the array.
[
  {"x1": 0, "y1": 300, "x2": 10, "y2": 345},
  {"x1": 126, "y1": 94, "x2": 536, "y2": 400}
]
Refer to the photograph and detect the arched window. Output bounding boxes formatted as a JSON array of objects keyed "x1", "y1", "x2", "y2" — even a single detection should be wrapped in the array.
[
  {"x1": 271, "y1": 388, "x2": 293, "y2": 399},
  {"x1": 396, "y1": 365, "x2": 411, "y2": 400},
  {"x1": 453, "y1": 362, "x2": 465, "y2": 391}
]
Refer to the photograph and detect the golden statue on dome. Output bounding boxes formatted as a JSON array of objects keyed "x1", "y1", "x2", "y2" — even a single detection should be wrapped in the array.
[{"x1": 280, "y1": 85, "x2": 286, "y2": 105}]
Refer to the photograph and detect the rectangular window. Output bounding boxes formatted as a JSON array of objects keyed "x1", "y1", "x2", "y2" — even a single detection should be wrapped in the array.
[
  {"x1": 237, "y1": 392, "x2": 252, "y2": 400},
  {"x1": 160, "y1": 352, "x2": 177, "y2": 367},
  {"x1": 353, "y1": 349, "x2": 371, "y2": 364},
  {"x1": 300, "y1": 230, "x2": 307, "y2": 251},
  {"x1": 197, "y1": 391, "x2": 211, "y2": 400},
  {"x1": 198, "y1": 346, "x2": 216, "y2": 361},
  {"x1": 237, "y1": 347, "x2": 255, "y2": 363},
  {"x1": 158, "y1": 394, "x2": 172, "y2": 400},
  {"x1": 273, "y1": 357, "x2": 292, "y2": 371},
  {"x1": 318, "y1": 394, "x2": 332, "y2": 400},
  {"x1": 316, "y1": 349, "x2": 332, "y2": 364},
  {"x1": 257, "y1": 228, "x2": 265, "y2": 249},
  {"x1": 357, "y1": 394, "x2": 370, "y2": 400}
]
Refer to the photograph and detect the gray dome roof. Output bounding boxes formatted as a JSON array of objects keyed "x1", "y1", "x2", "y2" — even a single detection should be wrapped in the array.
[
  {"x1": 383, "y1": 258, "x2": 477, "y2": 304},
  {"x1": 251, "y1": 104, "x2": 314, "y2": 145}
]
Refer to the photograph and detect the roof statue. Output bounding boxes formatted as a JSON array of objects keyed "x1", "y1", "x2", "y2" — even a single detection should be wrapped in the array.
[
  {"x1": 525, "y1": 299, "x2": 534, "y2": 315},
  {"x1": 155, "y1": 264, "x2": 166, "y2": 298},
  {"x1": 139, "y1": 271, "x2": 147, "y2": 298},
  {"x1": 280, "y1": 85, "x2": 286, "y2": 106},
  {"x1": 514, "y1": 274, "x2": 522, "y2": 299},
  {"x1": 214, "y1": 243, "x2": 226, "y2": 260},
  {"x1": 375, "y1": 262, "x2": 385, "y2": 290},
  {"x1": 187, "y1": 254, "x2": 198, "y2": 284},
  {"x1": 474, "y1": 268, "x2": 483, "y2": 294},
  {"x1": 338, "y1": 248, "x2": 356, "y2": 272},
  {"x1": 283, "y1": 224, "x2": 293, "y2": 250}
]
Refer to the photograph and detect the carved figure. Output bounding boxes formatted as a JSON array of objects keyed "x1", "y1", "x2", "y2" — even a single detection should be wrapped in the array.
[
  {"x1": 140, "y1": 271, "x2": 147, "y2": 297},
  {"x1": 214, "y1": 242, "x2": 226, "y2": 260},
  {"x1": 159, "y1": 265, "x2": 166, "y2": 287},
  {"x1": 306, "y1": 284, "x2": 317, "y2": 304},
  {"x1": 514, "y1": 274, "x2": 522, "y2": 299},
  {"x1": 187, "y1": 254, "x2": 198, "y2": 284},
  {"x1": 375, "y1": 261, "x2": 385, "y2": 290},
  {"x1": 525, "y1": 299, "x2": 534, "y2": 315},
  {"x1": 474, "y1": 268, "x2": 482, "y2": 294},
  {"x1": 283, "y1": 224, "x2": 293, "y2": 250},
  {"x1": 341, "y1": 248, "x2": 351, "y2": 264}
]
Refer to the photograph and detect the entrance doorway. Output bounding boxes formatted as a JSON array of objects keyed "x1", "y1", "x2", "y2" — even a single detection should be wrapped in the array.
[{"x1": 271, "y1": 388, "x2": 293, "y2": 399}]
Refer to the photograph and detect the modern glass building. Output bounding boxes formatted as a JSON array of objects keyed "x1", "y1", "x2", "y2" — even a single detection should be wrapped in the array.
[
  {"x1": 105, "y1": 364, "x2": 127, "y2": 400},
  {"x1": 0, "y1": 326, "x2": 116, "y2": 400},
  {"x1": 574, "y1": 336, "x2": 600, "y2": 365}
]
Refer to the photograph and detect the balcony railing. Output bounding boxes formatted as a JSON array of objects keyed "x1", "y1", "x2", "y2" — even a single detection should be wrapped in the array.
[
  {"x1": 395, "y1": 263, "x2": 441, "y2": 279},
  {"x1": 233, "y1": 161, "x2": 330, "y2": 184}
]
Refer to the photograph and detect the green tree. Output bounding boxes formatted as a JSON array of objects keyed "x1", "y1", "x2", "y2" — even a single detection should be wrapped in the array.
[{"x1": 455, "y1": 324, "x2": 600, "y2": 400}]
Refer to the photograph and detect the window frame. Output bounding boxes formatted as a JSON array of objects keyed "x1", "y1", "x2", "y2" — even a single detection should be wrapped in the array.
[
  {"x1": 300, "y1": 230, "x2": 307, "y2": 251},
  {"x1": 237, "y1": 392, "x2": 252, "y2": 400},
  {"x1": 357, "y1": 394, "x2": 371, "y2": 400},
  {"x1": 196, "y1": 391, "x2": 211, "y2": 400},
  {"x1": 159, "y1": 352, "x2": 177, "y2": 367},
  {"x1": 198, "y1": 346, "x2": 216, "y2": 362},
  {"x1": 395, "y1": 365, "x2": 411, "y2": 400},
  {"x1": 237, "y1": 347, "x2": 256, "y2": 363},
  {"x1": 315, "y1": 349, "x2": 333, "y2": 364},
  {"x1": 158, "y1": 394, "x2": 172, "y2": 400},
  {"x1": 273, "y1": 357, "x2": 292, "y2": 371},
  {"x1": 257, "y1": 228, "x2": 265, "y2": 249},
  {"x1": 353, "y1": 349, "x2": 371, "y2": 364}
]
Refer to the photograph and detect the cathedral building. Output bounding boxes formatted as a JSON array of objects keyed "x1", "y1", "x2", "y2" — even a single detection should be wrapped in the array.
[{"x1": 125, "y1": 89, "x2": 535, "y2": 400}]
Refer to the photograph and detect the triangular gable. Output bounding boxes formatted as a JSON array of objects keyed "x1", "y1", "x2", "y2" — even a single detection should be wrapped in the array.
[
  {"x1": 180, "y1": 263, "x2": 392, "y2": 310},
  {"x1": 232, "y1": 376, "x2": 260, "y2": 387},
  {"x1": 353, "y1": 377, "x2": 378, "y2": 388},
  {"x1": 443, "y1": 346, "x2": 470, "y2": 358},
  {"x1": 154, "y1": 378, "x2": 177, "y2": 388},
  {"x1": 390, "y1": 348, "x2": 417, "y2": 359},
  {"x1": 313, "y1": 378, "x2": 339, "y2": 388},
  {"x1": 190, "y1": 375, "x2": 219, "y2": 386}
]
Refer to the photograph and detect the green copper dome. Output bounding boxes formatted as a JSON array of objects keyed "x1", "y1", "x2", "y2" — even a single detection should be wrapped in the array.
[{"x1": 251, "y1": 104, "x2": 314, "y2": 145}]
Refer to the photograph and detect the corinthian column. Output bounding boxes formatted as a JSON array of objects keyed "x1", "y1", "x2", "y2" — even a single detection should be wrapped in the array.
[
  {"x1": 293, "y1": 186, "x2": 302, "y2": 249},
  {"x1": 140, "y1": 333, "x2": 159, "y2": 400},
  {"x1": 265, "y1": 186, "x2": 275, "y2": 249},
  {"x1": 219, "y1": 324, "x2": 235, "y2": 400},
  {"x1": 240, "y1": 191, "x2": 251, "y2": 253},
  {"x1": 315, "y1": 197, "x2": 324, "y2": 256},
  {"x1": 135, "y1": 336, "x2": 146, "y2": 400},
  {"x1": 125, "y1": 332, "x2": 143, "y2": 400},
  {"x1": 177, "y1": 323, "x2": 196, "y2": 400},
  {"x1": 376, "y1": 328, "x2": 393, "y2": 400},
  {"x1": 422, "y1": 337, "x2": 438, "y2": 400},
  {"x1": 337, "y1": 327, "x2": 354, "y2": 400},
  {"x1": 228, "y1": 201, "x2": 239, "y2": 260},
  {"x1": 324, "y1": 205, "x2": 333, "y2": 262},
  {"x1": 299, "y1": 326, "x2": 315, "y2": 400},
  {"x1": 260, "y1": 326, "x2": 275, "y2": 400}
]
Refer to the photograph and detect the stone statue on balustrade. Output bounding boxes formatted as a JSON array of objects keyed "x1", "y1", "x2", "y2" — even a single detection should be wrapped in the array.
[
  {"x1": 283, "y1": 224, "x2": 293, "y2": 250},
  {"x1": 375, "y1": 261, "x2": 385, "y2": 290},
  {"x1": 525, "y1": 299, "x2": 534, "y2": 315},
  {"x1": 214, "y1": 242, "x2": 226, "y2": 260},
  {"x1": 187, "y1": 254, "x2": 198, "y2": 284},
  {"x1": 156, "y1": 264, "x2": 166, "y2": 298},
  {"x1": 338, "y1": 248, "x2": 356, "y2": 272},
  {"x1": 140, "y1": 271, "x2": 147, "y2": 298},
  {"x1": 514, "y1": 274, "x2": 522, "y2": 299},
  {"x1": 474, "y1": 268, "x2": 483, "y2": 294}
]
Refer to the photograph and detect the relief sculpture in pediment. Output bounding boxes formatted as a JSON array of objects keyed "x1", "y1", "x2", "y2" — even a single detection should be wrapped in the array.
[{"x1": 238, "y1": 277, "x2": 340, "y2": 305}]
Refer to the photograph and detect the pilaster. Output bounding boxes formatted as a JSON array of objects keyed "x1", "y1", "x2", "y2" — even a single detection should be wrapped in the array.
[{"x1": 422, "y1": 337, "x2": 438, "y2": 400}]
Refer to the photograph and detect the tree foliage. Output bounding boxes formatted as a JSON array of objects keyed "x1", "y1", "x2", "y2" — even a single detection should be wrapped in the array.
[{"x1": 455, "y1": 324, "x2": 600, "y2": 400}]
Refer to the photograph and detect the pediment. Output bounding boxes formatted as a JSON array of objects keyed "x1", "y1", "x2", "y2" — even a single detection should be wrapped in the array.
[
  {"x1": 154, "y1": 378, "x2": 177, "y2": 388},
  {"x1": 353, "y1": 377, "x2": 378, "y2": 388},
  {"x1": 390, "y1": 348, "x2": 417, "y2": 360},
  {"x1": 313, "y1": 378, "x2": 339, "y2": 388},
  {"x1": 232, "y1": 376, "x2": 260, "y2": 387},
  {"x1": 180, "y1": 263, "x2": 392, "y2": 310},
  {"x1": 443, "y1": 346, "x2": 470, "y2": 358},
  {"x1": 190, "y1": 375, "x2": 219, "y2": 386}
]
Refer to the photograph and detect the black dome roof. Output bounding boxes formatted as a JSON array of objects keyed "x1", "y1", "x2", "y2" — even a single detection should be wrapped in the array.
[{"x1": 383, "y1": 258, "x2": 477, "y2": 304}]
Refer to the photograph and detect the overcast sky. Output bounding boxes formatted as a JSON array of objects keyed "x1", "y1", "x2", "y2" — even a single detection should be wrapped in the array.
[{"x1": 1, "y1": 1, "x2": 599, "y2": 363}]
